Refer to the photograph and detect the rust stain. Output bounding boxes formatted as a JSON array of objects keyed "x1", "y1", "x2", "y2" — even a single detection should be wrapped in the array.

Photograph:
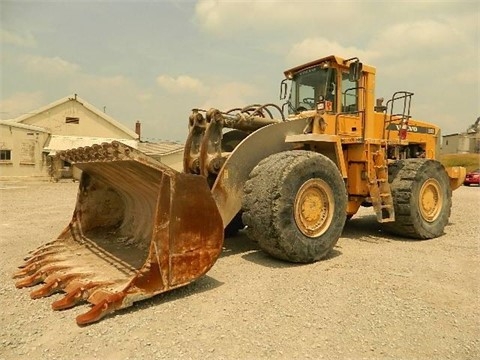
[{"x1": 14, "y1": 141, "x2": 224, "y2": 325}]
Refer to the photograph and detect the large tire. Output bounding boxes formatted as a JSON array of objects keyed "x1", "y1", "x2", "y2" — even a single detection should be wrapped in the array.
[
  {"x1": 242, "y1": 150, "x2": 347, "y2": 263},
  {"x1": 383, "y1": 159, "x2": 452, "y2": 239}
]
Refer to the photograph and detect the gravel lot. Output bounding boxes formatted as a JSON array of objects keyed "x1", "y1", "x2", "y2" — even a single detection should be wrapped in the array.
[{"x1": 0, "y1": 180, "x2": 479, "y2": 360}]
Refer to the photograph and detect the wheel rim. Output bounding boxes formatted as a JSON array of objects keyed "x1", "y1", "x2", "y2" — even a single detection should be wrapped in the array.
[
  {"x1": 418, "y1": 178, "x2": 443, "y2": 222},
  {"x1": 294, "y1": 178, "x2": 334, "y2": 238}
]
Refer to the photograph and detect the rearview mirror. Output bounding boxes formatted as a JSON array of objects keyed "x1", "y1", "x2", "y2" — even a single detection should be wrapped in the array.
[
  {"x1": 279, "y1": 79, "x2": 288, "y2": 100},
  {"x1": 349, "y1": 61, "x2": 363, "y2": 82}
]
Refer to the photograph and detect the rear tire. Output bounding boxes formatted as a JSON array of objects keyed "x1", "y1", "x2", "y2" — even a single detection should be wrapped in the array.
[
  {"x1": 242, "y1": 151, "x2": 347, "y2": 263},
  {"x1": 382, "y1": 159, "x2": 452, "y2": 239}
]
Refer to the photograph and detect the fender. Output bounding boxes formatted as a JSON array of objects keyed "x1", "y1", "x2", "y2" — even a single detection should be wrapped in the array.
[{"x1": 211, "y1": 119, "x2": 308, "y2": 227}]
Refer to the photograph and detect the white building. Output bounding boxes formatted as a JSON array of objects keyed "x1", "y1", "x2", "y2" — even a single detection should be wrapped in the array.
[
  {"x1": 0, "y1": 121, "x2": 50, "y2": 178},
  {"x1": 442, "y1": 132, "x2": 480, "y2": 154},
  {"x1": 0, "y1": 94, "x2": 183, "y2": 180}
]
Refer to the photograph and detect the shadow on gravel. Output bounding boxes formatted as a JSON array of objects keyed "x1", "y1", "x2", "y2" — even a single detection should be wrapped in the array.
[
  {"x1": 89, "y1": 213, "x2": 435, "y2": 324},
  {"x1": 344, "y1": 214, "x2": 439, "y2": 243},
  {"x1": 341, "y1": 214, "x2": 396, "y2": 243},
  {"x1": 241, "y1": 247, "x2": 343, "y2": 268},
  {"x1": 89, "y1": 275, "x2": 224, "y2": 324},
  {"x1": 221, "y1": 230, "x2": 259, "y2": 258},
  {"x1": 343, "y1": 214, "x2": 381, "y2": 238},
  {"x1": 220, "y1": 229, "x2": 343, "y2": 269}
]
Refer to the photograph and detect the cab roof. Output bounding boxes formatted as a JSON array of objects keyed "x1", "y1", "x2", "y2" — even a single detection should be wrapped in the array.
[{"x1": 283, "y1": 55, "x2": 376, "y2": 78}]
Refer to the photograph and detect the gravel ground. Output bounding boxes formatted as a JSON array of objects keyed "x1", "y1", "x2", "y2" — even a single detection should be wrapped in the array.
[{"x1": 0, "y1": 180, "x2": 479, "y2": 360}]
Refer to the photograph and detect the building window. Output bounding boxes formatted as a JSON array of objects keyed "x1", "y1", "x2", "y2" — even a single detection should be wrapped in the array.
[
  {"x1": 65, "y1": 117, "x2": 80, "y2": 124},
  {"x1": 0, "y1": 149, "x2": 12, "y2": 160}
]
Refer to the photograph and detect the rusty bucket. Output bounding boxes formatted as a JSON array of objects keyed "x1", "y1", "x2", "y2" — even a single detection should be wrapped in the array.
[{"x1": 13, "y1": 142, "x2": 224, "y2": 325}]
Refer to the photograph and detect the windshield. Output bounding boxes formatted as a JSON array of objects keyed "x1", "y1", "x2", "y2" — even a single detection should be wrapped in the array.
[{"x1": 287, "y1": 66, "x2": 331, "y2": 114}]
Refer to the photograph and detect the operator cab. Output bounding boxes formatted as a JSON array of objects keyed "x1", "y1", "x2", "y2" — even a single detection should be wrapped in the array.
[
  {"x1": 286, "y1": 65, "x2": 337, "y2": 114},
  {"x1": 281, "y1": 56, "x2": 362, "y2": 116}
]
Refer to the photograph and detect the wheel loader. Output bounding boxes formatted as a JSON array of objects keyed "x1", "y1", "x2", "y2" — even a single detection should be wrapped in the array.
[{"x1": 14, "y1": 55, "x2": 466, "y2": 325}]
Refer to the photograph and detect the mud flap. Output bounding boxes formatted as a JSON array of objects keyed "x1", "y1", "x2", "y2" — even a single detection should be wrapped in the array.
[{"x1": 13, "y1": 142, "x2": 224, "y2": 325}]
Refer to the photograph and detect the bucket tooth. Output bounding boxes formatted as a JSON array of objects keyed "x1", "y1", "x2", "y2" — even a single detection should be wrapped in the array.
[
  {"x1": 23, "y1": 243, "x2": 65, "y2": 262},
  {"x1": 25, "y1": 241, "x2": 56, "y2": 255},
  {"x1": 52, "y1": 282, "x2": 106, "y2": 310},
  {"x1": 15, "y1": 265, "x2": 68, "y2": 288},
  {"x1": 19, "y1": 251, "x2": 63, "y2": 269},
  {"x1": 13, "y1": 262, "x2": 42, "y2": 279},
  {"x1": 15, "y1": 272, "x2": 47, "y2": 288},
  {"x1": 14, "y1": 255, "x2": 64, "y2": 278},
  {"x1": 30, "y1": 278, "x2": 63, "y2": 299},
  {"x1": 29, "y1": 273, "x2": 81, "y2": 299},
  {"x1": 76, "y1": 292, "x2": 126, "y2": 326}
]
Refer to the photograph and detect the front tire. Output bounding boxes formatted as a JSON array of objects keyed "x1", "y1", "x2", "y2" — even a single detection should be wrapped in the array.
[
  {"x1": 242, "y1": 151, "x2": 347, "y2": 263},
  {"x1": 383, "y1": 159, "x2": 452, "y2": 239}
]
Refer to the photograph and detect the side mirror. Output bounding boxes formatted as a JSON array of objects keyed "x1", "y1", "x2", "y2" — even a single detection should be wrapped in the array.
[
  {"x1": 279, "y1": 79, "x2": 288, "y2": 100},
  {"x1": 349, "y1": 61, "x2": 363, "y2": 82}
]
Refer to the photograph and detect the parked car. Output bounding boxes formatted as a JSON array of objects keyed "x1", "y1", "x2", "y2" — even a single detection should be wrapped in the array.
[{"x1": 464, "y1": 169, "x2": 480, "y2": 186}]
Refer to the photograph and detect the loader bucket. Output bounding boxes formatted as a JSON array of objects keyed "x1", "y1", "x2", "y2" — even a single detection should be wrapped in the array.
[{"x1": 13, "y1": 141, "x2": 224, "y2": 325}]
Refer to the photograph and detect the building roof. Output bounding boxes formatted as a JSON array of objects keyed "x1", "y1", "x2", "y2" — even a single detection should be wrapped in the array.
[
  {"x1": 12, "y1": 94, "x2": 139, "y2": 139},
  {"x1": 0, "y1": 119, "x2": 49, "y2": 132},
  {"x1": 44, "y1": 135, "x2": 138, "y2": 155},
  {"x1": 443, "y1": 132, "x2": 480, "y2": 138},
  {"x1": 137, "y1": 141, "x2": 184, "y2": 156}
]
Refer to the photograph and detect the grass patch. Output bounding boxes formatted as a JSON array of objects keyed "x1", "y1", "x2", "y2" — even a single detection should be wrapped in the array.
[{"x1": 439, "y1": 153, "x2": 480, "y2": 172}]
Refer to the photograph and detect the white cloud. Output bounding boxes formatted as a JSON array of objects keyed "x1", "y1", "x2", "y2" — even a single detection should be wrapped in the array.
[
  {"x1": 365, "y1": 15, "x2": 477, "y2": 81},
  {"x1": 85, "y1": 74, "x2": 129, "y2": 88},
  {"x1": 68, "y1": 74, "x2": 143, "y2": 109},
  {"x1": 195, "y1": 0, "x2": 355, "y2": 35},
  {"x1": 200, "y1": 81, "x2": 260, "y2": 111},
  {"x1": 136, "y1": 92, "x2": 153, "y2": 103},
  {"x1": 0, "y1": 29, "x2": 36, "y2": 47},
  {"x1": 369, "y1": 20, "x2": 464, "y2": 59},
  {"x1": 156, "y1": 74, "x2": 207, "y2": 94},
  {"x1": 21, "y1": 55, "x2": 81, "y2": 76},
  {"x1": 0, "y1": 92, "x2": 45, "y2": 119},
  {"x1": 286, "y1": 38, "x2": 378, "y2": 68}
]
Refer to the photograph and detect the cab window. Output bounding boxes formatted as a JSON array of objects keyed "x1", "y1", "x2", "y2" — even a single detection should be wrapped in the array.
[{"x1": 341, "y1": 72, "x2": 358, "y2": 112}]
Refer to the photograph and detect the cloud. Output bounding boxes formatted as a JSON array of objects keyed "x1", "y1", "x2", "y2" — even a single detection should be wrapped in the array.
[
  {"x1": 0, "y1": 29, "x2": 36, "y2": 47},
  {"x1": 84, "y1": 74, "x2": 129, "y2": 88},
  {"x1": 369, "y1": 19, "x2": 466, "y2": 60},
  {"x1": 194, "y1": 0, "x2": 355, "y2": 35},
  {"x1": 0, "y1": 92, "x2": 45, "y2": 119},
  {"x1": 156, "y1": 74, "x2": 207, "y2": 94},
  {"x1": 67, "y1": 74, "x2": 144, "y2": 109},
  {"x1": 195, "y1": 1, "x2": 473, "y2": 38},
  {"x1": 21, "y1": 55, "x2": 81, "y2": 76},
  {"x1": 365, "y1": 15, "x2": 477, "y2": 81},
  {"x1": 136, "y1": 92, "x2": 153, "y2": 103},
  {"x1": 199, "y1": 81, "x2": 260, "y2": 111},
  {"x1": 286, "y1": 38, "x2": 378, "y2": 68}
]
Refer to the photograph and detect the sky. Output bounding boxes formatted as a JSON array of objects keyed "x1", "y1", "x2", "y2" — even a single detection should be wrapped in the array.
[{"x1": 0, "y1": 0, "x2": 478, "y2": 143}]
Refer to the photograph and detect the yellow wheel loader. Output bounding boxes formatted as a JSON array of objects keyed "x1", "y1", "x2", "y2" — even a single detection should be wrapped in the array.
[{"x1": 14, "y1": 55, "x2": 466, "y2": 325}]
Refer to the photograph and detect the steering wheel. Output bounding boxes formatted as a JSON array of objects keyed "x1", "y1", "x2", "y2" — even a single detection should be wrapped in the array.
[{"x1": 302, "y1": 98, "x2": 315, "y2": 106}]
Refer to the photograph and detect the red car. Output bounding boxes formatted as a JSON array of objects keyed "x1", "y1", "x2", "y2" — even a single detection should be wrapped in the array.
[{"x1": 464, "y1": 169, "x2": 480, "y2": 186}]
